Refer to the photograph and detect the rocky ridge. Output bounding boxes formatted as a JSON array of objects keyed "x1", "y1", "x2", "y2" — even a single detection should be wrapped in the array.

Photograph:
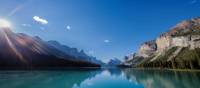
[{"x1": 123, "y1": 17, "x2": 200, "y2": 69}]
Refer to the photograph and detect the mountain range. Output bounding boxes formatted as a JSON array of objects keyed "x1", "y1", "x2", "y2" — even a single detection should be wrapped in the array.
[
  {"x1": 47, "y1": 40, "x2": 104, "y2": 65},
  {"x1": 122, "y1": 17, "x2": 200, "y2": 69},
  {"x1": 107, "y1": 58, "x2": 121, "y2": 67},
  {"x1": 0, "y1": 27, "x2": 101, "y2": 69}
]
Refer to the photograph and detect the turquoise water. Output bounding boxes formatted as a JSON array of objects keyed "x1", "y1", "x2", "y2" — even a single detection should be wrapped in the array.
[{"x1": 0, "y1": 69, "x2": 199, "y2": 88}]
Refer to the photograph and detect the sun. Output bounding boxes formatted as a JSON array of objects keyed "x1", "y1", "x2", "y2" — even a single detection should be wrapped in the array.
[{"x1": 0, "y1": 19, "x2": 12, "y2": 29}]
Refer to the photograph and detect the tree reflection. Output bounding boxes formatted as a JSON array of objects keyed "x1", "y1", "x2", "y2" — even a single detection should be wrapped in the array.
[
  {"x1": 122, "y1": 69, "x2": 200, "y2": 88},
  {"x1": 0, "y1": 69, "x2": 101, "y2": 88}
]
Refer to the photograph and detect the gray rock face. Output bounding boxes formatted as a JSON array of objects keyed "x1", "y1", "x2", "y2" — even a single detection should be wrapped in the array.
[
  {"x1": 156, "y1": 36, "x2": 172, "y2": 52},
  {"x1": 190, "y1": 35, "x2": 200, "y2": 49},
  {"x1": 124, "y1": 17, "x2": 200, "y2": 66},
  {"x1": 137, "y1": 40, "x2": 157, "y2": 57}
]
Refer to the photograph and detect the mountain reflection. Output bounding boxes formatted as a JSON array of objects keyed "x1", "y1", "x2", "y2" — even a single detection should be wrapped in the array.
[
  {"x1": 0, "y1": 69, "x2": 199, "y2": 88},
  {"x1": 0, "y1": 69, "x2": 101, "y2": 88},
  {"x1": 74, "y1": 69, "x2": 143, "y2": 88},
  {"x1": 123, "y1": 69, "x2": 200, "y2": 88}
]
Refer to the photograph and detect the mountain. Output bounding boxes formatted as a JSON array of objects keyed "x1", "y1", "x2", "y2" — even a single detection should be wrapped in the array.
[
  {"x1": 0, "y1": 27, "x2": 100, "y2": 69},
  {"x1": 122, "y1": 17, "x2": 200, "y2": 69},
  {"x1": 107, "y1": 58, "x2": 121, "y2": 67},
  {"x1": 47, "y1": 40, "x2": 104, "y2": 65}
]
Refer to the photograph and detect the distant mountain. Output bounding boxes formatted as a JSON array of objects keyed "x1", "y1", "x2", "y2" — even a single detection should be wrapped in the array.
[
  {"x1": 122, "y1": 17, "x2": 200, "y2": 69},
  {"x1": 107, "y1": 58, "x2": 121, "y2": 67},
  {"x1": 0, "y1": 27, "x2": 100, "y2": 69},
  {"x1": 47, "y1": 40, "x2": 104, "y2": 65}
]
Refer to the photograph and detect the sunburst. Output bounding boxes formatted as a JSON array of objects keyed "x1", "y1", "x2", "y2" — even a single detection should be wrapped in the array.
[{"x1": 0, "y1": 19, "x2": 12, "y2": 29}]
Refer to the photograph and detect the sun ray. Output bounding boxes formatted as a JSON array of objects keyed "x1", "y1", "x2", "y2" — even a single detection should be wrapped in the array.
[{"x1": 3, "y1": 31, "x2": 28, "y2": 64}]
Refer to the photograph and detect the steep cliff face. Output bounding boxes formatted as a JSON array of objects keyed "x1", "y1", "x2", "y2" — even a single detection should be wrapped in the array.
[
  {"x1": 171, "y1": 36, "x2": 189, "y2": 47},
  {"x1": 190, "y1": 35, "x2": 200, "y2": 49},
  {"x1": 156, "y1": 36, "x2": 172, "y2": 52},
  {"x1": 137, "y1": 40, "x2": 157, "y2": 57},
  {"x1": 124, "y1": 17, "x2": 200, "y2": 69}
]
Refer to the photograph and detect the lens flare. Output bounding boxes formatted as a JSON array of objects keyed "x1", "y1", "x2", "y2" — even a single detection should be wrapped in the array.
[{"x1": 0, "y1": 19, "x2": 11, "y2": 28}]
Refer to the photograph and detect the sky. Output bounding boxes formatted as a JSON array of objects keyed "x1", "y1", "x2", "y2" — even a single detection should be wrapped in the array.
[{"x1": 0, "y1": 0, "x2": 200, "y2": 62}]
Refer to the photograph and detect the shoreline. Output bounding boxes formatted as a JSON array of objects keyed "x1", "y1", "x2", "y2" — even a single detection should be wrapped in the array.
[{"x1": 125, "y1": 67, "x2": 200, "y2": 72}]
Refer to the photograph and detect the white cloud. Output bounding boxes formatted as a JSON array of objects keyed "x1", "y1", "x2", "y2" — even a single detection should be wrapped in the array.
[
  {"x1": 33, "y1": 16, "x2": 48, "y2": 25},
  {"x1": 66, "y1": 25, "x2": 71, "y2": 30},
  {"x1": 21, "y1": 24, "x2": 31, "y2": 27},
  {"x1": 104, "y1": 39, "x2": 110, "y2": 43}
]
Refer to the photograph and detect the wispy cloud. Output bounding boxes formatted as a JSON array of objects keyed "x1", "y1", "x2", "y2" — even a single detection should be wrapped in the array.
[
  {"x1": 21, "y1": 24, "x2": 31, "y2": 27},
  {"x1": 33, "y1": 16, "x2": 48, "y2": 25},
  {"x1": 104, "y1": 39, "x2": 110, "y2": 43},
  {"x1": 7, "y1": 0, "x2": 33, "y2": 17}
]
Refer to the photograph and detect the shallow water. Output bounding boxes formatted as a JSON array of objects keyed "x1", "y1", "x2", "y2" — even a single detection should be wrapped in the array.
[{"x1": 0, "y1": 68, "x2": 199, "y2": 88}]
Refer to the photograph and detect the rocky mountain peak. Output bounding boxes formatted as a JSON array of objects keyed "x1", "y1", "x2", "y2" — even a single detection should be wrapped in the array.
[
  {"x1": 123, "y1": 17, "x2": 200, "y2": 69},
  {"x1": 163, "y1": 17, "x2": 200, "y2": 37}
]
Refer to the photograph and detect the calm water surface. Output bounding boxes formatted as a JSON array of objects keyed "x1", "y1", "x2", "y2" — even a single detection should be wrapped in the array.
[{"x1": 0, "y1": 68, "x2": 199, "y2": 88}]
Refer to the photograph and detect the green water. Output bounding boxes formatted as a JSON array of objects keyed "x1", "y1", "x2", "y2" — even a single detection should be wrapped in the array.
[{"x1": 0, "y1": 68, "x2": 199, "y2": 88}]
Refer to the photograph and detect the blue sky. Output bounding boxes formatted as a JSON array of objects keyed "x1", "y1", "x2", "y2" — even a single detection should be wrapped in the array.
[{"x1": 0, "y1": 0, "x2": 200, "y2": 62}]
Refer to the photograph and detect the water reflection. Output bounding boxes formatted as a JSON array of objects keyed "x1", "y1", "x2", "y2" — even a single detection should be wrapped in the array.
[
  {"x1": 0, "y1": 69, "x2": 199, "y2": 88},
  {"x1": 0, "y1": 69, "x2": 101, "y2": 88},
  {"x1": 73, "y1": 69, "x2": 143, "y2": 88},
  {"x1": 123, "y1": 69, "x2": 200, "y2": 88}
]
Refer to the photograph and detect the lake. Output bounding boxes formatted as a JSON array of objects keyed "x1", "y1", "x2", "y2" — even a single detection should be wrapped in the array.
[{"x1": 0, "y1": 68, "x2": 199, "y2": 88}]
